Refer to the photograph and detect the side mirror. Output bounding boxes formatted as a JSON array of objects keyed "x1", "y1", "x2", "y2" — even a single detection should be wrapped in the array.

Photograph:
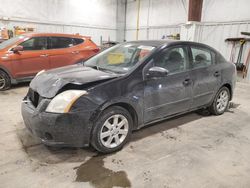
[
  {"x1": 12, "y1": 46, "x2": 23, "y2": 53},
  {"x1": 146, "y1": 66, "x2": 169, "y2": 78}
]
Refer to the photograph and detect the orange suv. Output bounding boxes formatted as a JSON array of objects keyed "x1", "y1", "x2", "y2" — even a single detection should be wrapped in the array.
[{"x1": 0, "y1": 33, "x2": 99, "y2": 90}]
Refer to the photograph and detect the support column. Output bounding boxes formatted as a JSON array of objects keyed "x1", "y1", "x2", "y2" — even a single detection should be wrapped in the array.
[
  {"x1": 180, "y1": 0, "x2": 203, "y2": 41},
  {"x1": 180, "y1": 21, "x2": 202, "y2": 42},
  {"x1": 188, "y1": 0, "x2": 203, "y2": 22},
  {"x1": 116, "y1": 0, "x2": 126, "y2": 42}
]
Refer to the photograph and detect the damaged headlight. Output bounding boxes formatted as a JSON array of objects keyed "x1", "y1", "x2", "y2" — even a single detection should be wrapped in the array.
[{"x1": 46, "y1": 90, "x2": 87, "y2": 113}]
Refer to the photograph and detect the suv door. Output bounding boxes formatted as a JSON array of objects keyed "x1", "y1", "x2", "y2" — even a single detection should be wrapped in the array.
[
  {"x1": 48, "y1": 37, "x2": 83, "y2": 68},
  {"x1": 11, "y1": 37, "x2": 50, "y2": 78},
  {"x1": 143, "y1": 46, "x2": 192, "y2": 123},
  {"x1": 189, "y1": 45, "x2": 220, "y2": 109}
]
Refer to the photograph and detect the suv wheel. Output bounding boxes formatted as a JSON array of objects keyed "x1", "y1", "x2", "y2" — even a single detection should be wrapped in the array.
[
  {"x1": 209, "y1": 86, "x2": 230, "y2": 115},
  {"x1": 91, "y1": 106, "x2": 132, "y2": 153},
  {"x1": 0, "y1": 70, "x2": 11, "y2": 91}
]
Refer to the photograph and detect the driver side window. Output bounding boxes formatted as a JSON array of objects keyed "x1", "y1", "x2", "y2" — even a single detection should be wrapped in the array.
[
  {"x1": 20, "y1": 37, "x2": 48, "y2": 51},
  {"x1": 154, "y1": 46, "x2": 188, "y2": 74}
]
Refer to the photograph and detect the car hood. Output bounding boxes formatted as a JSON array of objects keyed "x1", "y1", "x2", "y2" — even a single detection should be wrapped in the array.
[{"x1": 30, "y1": 65, "x2": 120, "y2": 98}]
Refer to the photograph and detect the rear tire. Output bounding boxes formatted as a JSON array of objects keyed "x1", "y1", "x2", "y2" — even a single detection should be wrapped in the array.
[
  {"x1": 209, "y1": 86, "x2": 230, "y2": 115},
  {"x1": 0, "y1": 70, "x2": 11, "y2": 91},
  {"x1": 91, "y1": 106, "x2": 133, "y2": 153}
]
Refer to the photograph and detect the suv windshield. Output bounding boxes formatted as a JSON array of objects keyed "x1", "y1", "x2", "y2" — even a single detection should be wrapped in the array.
[
  {"x1": 84, "y1": 43, "x2": 155, "y2": 73},
  {"x1": 0, "y1": 35, "x2": 25, "y2": 50}
]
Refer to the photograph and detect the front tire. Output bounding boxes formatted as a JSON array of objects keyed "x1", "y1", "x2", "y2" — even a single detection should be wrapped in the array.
[
  {"x1": 209, "y1": 86, "x2": 230, "y2": 115},
  {"x1": 0, "y1": 70, "x2": 11, "y2": 91},
  {"x1": 91, "y1": 106, "x2": 133, "y2": 153}
]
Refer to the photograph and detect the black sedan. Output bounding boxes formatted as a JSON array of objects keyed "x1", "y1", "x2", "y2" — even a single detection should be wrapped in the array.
[{"x1": 21, "y1": 40, "x2": 236, "y2": 153}]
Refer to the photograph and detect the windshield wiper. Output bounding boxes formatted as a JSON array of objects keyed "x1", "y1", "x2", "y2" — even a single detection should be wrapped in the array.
[
  {"x1": 85, "y1": 65, "x2": 100, "y2": 70},
  {"x1": 98, "y1": 67, "x2": 117, "y2": 74},
  {"x1": 85, "y1": 65, "x2": 124, "y2": 74}
]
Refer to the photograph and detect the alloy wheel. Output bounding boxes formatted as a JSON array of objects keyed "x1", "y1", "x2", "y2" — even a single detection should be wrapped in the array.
[
  {"x1": 0, "y1": 75, "x2": 6, "y2": 90},
  {"x1": 100, "y1": 114, "x2": 129, "y2": 149},
  {"x1": 216, "y1": 90, "x2": 229, "y2": 113}
]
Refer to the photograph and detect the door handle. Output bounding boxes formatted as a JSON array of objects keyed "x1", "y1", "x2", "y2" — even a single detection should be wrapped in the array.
[
  {"x1": 72, "y1": 51, "x2": 79, "y2": 54},
  {"x1": 40, "y1": 54, "x2": 48, "y2": 57},
  {"x1": 183, "y1": 78, "x2": 191, "y2": 86},
  {"x1": 214, "y1": 71, "x2": 220, "y2": 77}
]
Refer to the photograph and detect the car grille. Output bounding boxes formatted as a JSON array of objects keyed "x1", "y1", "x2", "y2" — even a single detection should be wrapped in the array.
[{"x1": 28, "y1": 89, "x2": 40, "y2": 107}]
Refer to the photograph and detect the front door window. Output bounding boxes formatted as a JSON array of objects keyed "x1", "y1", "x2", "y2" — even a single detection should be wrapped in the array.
[
  {"x1": 20, "y1": 37, "x2": 48, "y2": 51},
  {"x1": 154, "y1": 47, "x2": 189, "y2": 74}
]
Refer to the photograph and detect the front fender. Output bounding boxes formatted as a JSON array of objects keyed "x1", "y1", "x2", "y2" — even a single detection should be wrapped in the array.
[{"x1": 98, "y1": 97, "x2": 143, "y2": 130}]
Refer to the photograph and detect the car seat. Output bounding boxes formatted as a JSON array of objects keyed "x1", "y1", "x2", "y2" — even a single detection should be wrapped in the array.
[
  {"x1": 33, "y1": 39, "x2": 46, "y2": 50},
  {"x1": 195, "y1": 54, "x2": 207, "y2": 67},
  {"x1": 165, "y1": 51, "x2": 183, "y2": 73}
]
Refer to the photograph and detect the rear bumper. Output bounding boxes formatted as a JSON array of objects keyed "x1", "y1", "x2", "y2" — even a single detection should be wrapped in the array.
[{"x1": 21, "y1": 99, "x2": 93, "y2": 147}]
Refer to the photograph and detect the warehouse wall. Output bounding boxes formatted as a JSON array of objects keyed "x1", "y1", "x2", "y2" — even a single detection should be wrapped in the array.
[
  {"x1": 202, "y1": 0, "x2": 250, "y2": 22},
  {"x1": 125, "y1": 0, "x2": 250, "y2": 80},
  {"x1": 200, "y1": 0, "x2": 250, "y2": 60},
  {"x1": 0, "y1": 0, "x2": 118, "y2": 45},
  {"x1": 200, "y1": 0, "x2": 250, "y2": 80},
  {"x1": 125, "y1": 0, "x2": 187, "y2": 41}
]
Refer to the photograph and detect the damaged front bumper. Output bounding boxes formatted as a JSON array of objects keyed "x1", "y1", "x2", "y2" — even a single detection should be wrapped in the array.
[{"x1": 21, "y1": 98, "x2": 93, "y2": 147}]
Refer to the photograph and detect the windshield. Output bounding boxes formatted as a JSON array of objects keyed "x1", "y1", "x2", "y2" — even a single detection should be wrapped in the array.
[
  {"x1": 84, "y1": 43, "x2": 155, "y2": 74},
  {"x1": 0, "y1": 35, "x2": 25, "y2": 50}
]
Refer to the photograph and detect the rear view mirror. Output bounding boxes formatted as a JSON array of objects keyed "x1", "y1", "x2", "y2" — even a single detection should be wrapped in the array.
[
  {"x1": 146, "y1": 66, "x2": 169, "y2": 78},
  {"x1": 12, "y1": 46, "x2": 23, "y2": 53}
]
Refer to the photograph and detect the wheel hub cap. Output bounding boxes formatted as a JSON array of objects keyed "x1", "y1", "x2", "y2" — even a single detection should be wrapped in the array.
[
  {"x1": 216, "y1": 90, "x2": 229, "y2": 112},
  {"x1": 100, "y1": 114, "x2": 129, "y2": 149},
  {"x1": 0, "y1": 75, "x2": 5, "y2": 89}
]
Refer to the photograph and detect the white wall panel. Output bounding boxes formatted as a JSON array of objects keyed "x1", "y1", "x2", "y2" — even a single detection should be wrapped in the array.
[
  {"x1": 126, "y1": 26, "x2": 180, "y2": 41},
  {"x1": 202, "y1": 0, "x2": 250, "y2": 22},
  {"x1": 0, "y1": 20, "x2": 116, "y2": 45},
  {"x1": 200, "y1": 0, "x2": 250, "y2": 80},
  {"x1": 198, "y1": 22, "x2": 250, "y2": 63},
  {"x1": 149, "y1": 0, "x2": 187, "y2": 26},
  {"x1": 126, "y1": 0, "x2": 187, "y2": 29},
  {"x1": 0, "y1": 0, "x2": 117, "y2": 28},
  {"x1": 148, "y1": 26, "x2": 180, "y2": 39},
  {"x1": 125, "y1": 0, "x2": 186, "y2": 41},
  {"x1": 0, "y1": 0, "x2": 117, "y2": 45},
  {"x1": 125, "y1": 0, "x2": 250, "y2": 80}
]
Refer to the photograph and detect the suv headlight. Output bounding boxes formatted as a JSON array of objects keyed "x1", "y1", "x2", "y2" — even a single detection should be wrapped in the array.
[{"x1": 46, "y1": 90, "x2": 87, "y2": 113}]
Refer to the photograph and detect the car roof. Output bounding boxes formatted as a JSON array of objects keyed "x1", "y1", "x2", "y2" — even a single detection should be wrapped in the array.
[
  {"x1": 127, "y1": 40, "x2": 170, "y2": 47},
  {"x1": 22, "y1": 32, "x2": 89, "y2": 39},
  {"x1": 127, "y1": 40, "x2": 215, "y2": 51}
]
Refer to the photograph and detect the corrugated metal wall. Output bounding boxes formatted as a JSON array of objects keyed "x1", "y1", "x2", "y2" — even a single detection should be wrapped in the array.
[
  {"x1": 0, "y1": 0, "x2": 118, "y2": 45},
  {"x1": 0, "y1": 19, "x2": 116, "y2": 45},
  {"x1": 125, "y1": 0, "x2": 187, "y2": 41},
  {"x1": 125, "y1": 0, "x2": 250, "y2": 60},
  {"x1": 1, "y1": 0, "x2": 250, "y2": 80},
  {"x1": 125, "y1": 0, "x2": 250, "y2": 80},
  {"x1": 126, "y1": 25, "x2": 180, "y2": 41},
  {"x1": 199, "y1": 22, "x2": 250, "y2": 63}
]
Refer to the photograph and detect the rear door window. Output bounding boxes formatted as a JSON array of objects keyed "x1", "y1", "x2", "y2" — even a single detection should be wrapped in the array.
[
  {"x1": 73, "y1": 38, "x2": 84, "y2": 45},
  {"x1": 49, "y1": 37, "x2": 74, "y2": 49},
  {"x1": 191, "y1": 47, "x2": 213, "y2": 68},
  {"x1": 20, "y1": 37, "x2": 48, "y2": 51}
]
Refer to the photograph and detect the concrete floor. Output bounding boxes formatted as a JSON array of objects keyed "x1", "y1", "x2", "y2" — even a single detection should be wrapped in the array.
[{"x1": 0, "y1": 82, "x2": 250, "y2": 188}]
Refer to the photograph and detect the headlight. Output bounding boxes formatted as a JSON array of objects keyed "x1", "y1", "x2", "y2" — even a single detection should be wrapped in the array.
[
  {"x1": 46, "y1": 90, "x2": 87, "y2": 113},
  {"x1": 36, "y1": 70, "x2": 45, "y2": 77}
]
